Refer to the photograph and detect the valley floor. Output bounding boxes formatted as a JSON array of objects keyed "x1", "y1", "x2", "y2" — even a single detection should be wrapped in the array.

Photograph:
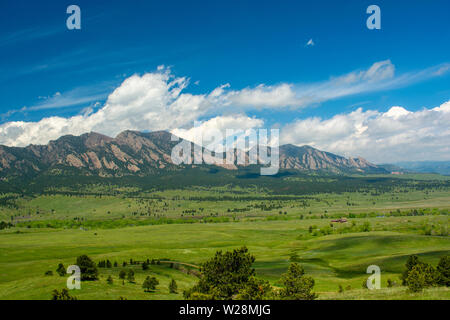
[
  {"x1": 0, "y1": 178, "x2": 449, "y2": 300},
  {"x1": 0, "y1": 216, "x2": 449, "y2": 300}
]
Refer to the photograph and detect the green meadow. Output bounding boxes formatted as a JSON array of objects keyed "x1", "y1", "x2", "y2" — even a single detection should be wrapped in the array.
[
  {"x1": 1, "y1": 216, "x2": 449, "y2": 299},
  {"x1": 0, "y1": 174, "x2": 449, "y2": 300}
]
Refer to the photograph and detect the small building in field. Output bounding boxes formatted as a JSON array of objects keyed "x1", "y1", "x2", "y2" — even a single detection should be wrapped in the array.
[{"x1": 331, "y1": 218, "x2": 347, "y2": 223}]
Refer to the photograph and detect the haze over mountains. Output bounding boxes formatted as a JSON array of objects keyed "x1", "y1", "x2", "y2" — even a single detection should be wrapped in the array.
[
  {"x1": 394, "y1": 161, "x2": 450, "y2": 176},
  {"x1": 0, "y1": 130, "x2": 395, "y2": 178}
]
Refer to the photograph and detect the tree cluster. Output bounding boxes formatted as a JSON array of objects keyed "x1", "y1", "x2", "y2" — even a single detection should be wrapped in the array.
[
  {"x1": 76, "y1": 255, "x2": 98, "y2": 281},
  {"x1": 402, "y1": 255, "x2": 449, "y2": 292},
  {"x1": 51, "y1": 288, "x2": 77, "y2": 300},
  {"x1": 183, "y1": 247, "x2": 317, "y2": 300}
]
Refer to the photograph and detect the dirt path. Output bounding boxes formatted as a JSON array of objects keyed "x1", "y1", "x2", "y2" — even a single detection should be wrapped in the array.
[{"x1": 159, "y1": 260, "x2": 200, "y2": 269}]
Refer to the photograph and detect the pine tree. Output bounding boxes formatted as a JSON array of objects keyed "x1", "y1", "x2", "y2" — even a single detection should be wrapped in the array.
[
  {"x1": 56, "y1": 263, "x2": 66, "y2": 276},
  {"x1": 235, "y1": 277, "x2": 273, "y2": 300},
  {"x1": 169, "y1": 279, "x2": 178, "y2": 293},
  {"x1": 387, "y1": 278, "x2": 394, "y2": 287},
  {"x1": 278, "y1": 263, "x2": 317, "y2": 300},
  {"x1": 127, "y1": 269, "x2": 135, "y2": 283},
  {"x1": 436, "y1": 255, "x2": 449, "y2": 286},
  {"x1": 406, "y1": 266, "x2": 426, "y2": 292},
  {"x1": 76, "y1": 255, "x2": 98, "y2": 281},
  {"x1": 183, "y1": 246, "x2": 256, "y2": 299},
  {"x1": 51, "y1": 288, "x2": 77, "y2": 300},
  {"x1": 142, "y1": 276, "x2": 159, "y2": 292},
  {"x1": 401, "y1": 255, "x2": 420, "y2": 285}
]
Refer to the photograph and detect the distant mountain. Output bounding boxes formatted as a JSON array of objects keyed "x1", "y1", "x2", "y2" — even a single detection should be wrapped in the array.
[
  {"x1": 376, "y1": 163, "x2": 409, "y2": 174},
  {"x1": 0, "y1": 130, "x2": 389, "y2": 178},
  {"x1": 278, "y1": 144, "x2": 385, "y2": 174},
  {"x1": 394, "y1": 161, "x2": 450, "y2": 176}
]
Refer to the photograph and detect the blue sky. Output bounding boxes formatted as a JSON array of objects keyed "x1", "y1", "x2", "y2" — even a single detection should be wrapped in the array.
[{"x1": 0, "y1": 0, "x2": 449, "y2": 162}]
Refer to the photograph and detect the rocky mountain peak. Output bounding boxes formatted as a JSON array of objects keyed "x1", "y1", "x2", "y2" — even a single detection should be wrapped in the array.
[{"x1": 0, "y1": 130, "x2": 388, "y2": 177}]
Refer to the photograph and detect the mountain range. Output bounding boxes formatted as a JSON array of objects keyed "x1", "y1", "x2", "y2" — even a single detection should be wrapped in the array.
[
  {"x1": 0, "y1": 130, "x2": 390, "y2": 178},
  {"x1": 393, "y1": 161, "x2": 450, "y2": 176}
]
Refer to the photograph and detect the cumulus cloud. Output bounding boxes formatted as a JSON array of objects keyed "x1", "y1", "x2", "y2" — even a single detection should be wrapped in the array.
[
  {"x1": 171, "y1": 115, "x2": 264, "y2": 152},
  {"x1": 0, "y1": 61, "x2": 449, "y2": 157},
  {"x1": 171, "y1": 115, "x2": 263, "y2": 142},
  {"x1": 281, "y1": 101, "x2": 450, "y2": 163},
  {"x1": 0, "y1": 69, "x2": 214, "y2": 146}
]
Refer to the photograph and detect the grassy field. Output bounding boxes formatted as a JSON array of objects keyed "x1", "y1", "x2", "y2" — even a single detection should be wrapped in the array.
[
  {"x1": 0, "y1": 216, "x2": 448, "y2": 300},
  {"x1": 1, "y1": 187, "x2": 449, "y2": 226},
  {"x1": 0, "y1": 175, "x2": 449, "y2": 300}
]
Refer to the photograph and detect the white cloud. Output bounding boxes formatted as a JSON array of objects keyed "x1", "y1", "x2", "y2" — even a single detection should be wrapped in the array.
[
  {"x1": 0, "y1": 61, "x2": 449, "y2": 161},
  {"x1": 0, "y1": 69, "x2": 213, "y2": 146},
  {"x1": 2, "y1": 85, "x2": 111, "y2": 120},
  {"x1": 171, "y1": 115, "x2": 263, "y2": 142},
  {"x1": 306, "y1": 39, "x2": 314, "y2": 47},
  {"x1": 222, "y1": 60, "x2": 448, "y2": 109},
  {"x1": 433, "y1": 64, "x2": 450, "y2": 76},
  {"x1": 171, "y1": 115, "x2": 264, "y2": 152},
  {"x1": 281, "y1": 101, "x2": 450, "y2": 163},
  {"x1": 226, "y1": 83, "x2": 296, "y2": 108}
]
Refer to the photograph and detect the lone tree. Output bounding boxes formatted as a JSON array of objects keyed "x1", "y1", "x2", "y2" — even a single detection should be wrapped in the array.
[
  {"x1": 142, "y1": 276, "x2": 159, "y2": 292},
  {"x1": 56, "y1": 263, "x2": 66, "y2": 277},
  {"x1": 387, "y1": 278, "x2": 395, "y2": 288},
  {"x1": 119, "y1": 270, "x2": 126, "y2": 279},
  {"x1": 127, "y1": 269, "x2": 135, "y2": 283},
  {"x1": 184, "y1": 246, "x2": 256, "y2": 299},
  {"x1": 76, "y1": 255, "x2": 98, "y2": 281},
  {"x1": 278, "y1": 263, "x2": 317, "y2": 300},
  {"x1": 169, "y1": 279, "x2": 178, "y2": 294},
  {"x1": 107, "y1": 275, "x2": 113, "y2": 285},
  {"x1": 362, "y1": 279, "x2": 368, "y2": 289}
]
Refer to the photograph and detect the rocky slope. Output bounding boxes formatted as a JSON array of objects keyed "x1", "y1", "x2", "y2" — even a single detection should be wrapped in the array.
[
  {"x1": 278, "y1": 144, "x2": 383, "y2": 173},
  {"x1": 0, "y1": 130, "x2": 388, "y2": 177}
]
